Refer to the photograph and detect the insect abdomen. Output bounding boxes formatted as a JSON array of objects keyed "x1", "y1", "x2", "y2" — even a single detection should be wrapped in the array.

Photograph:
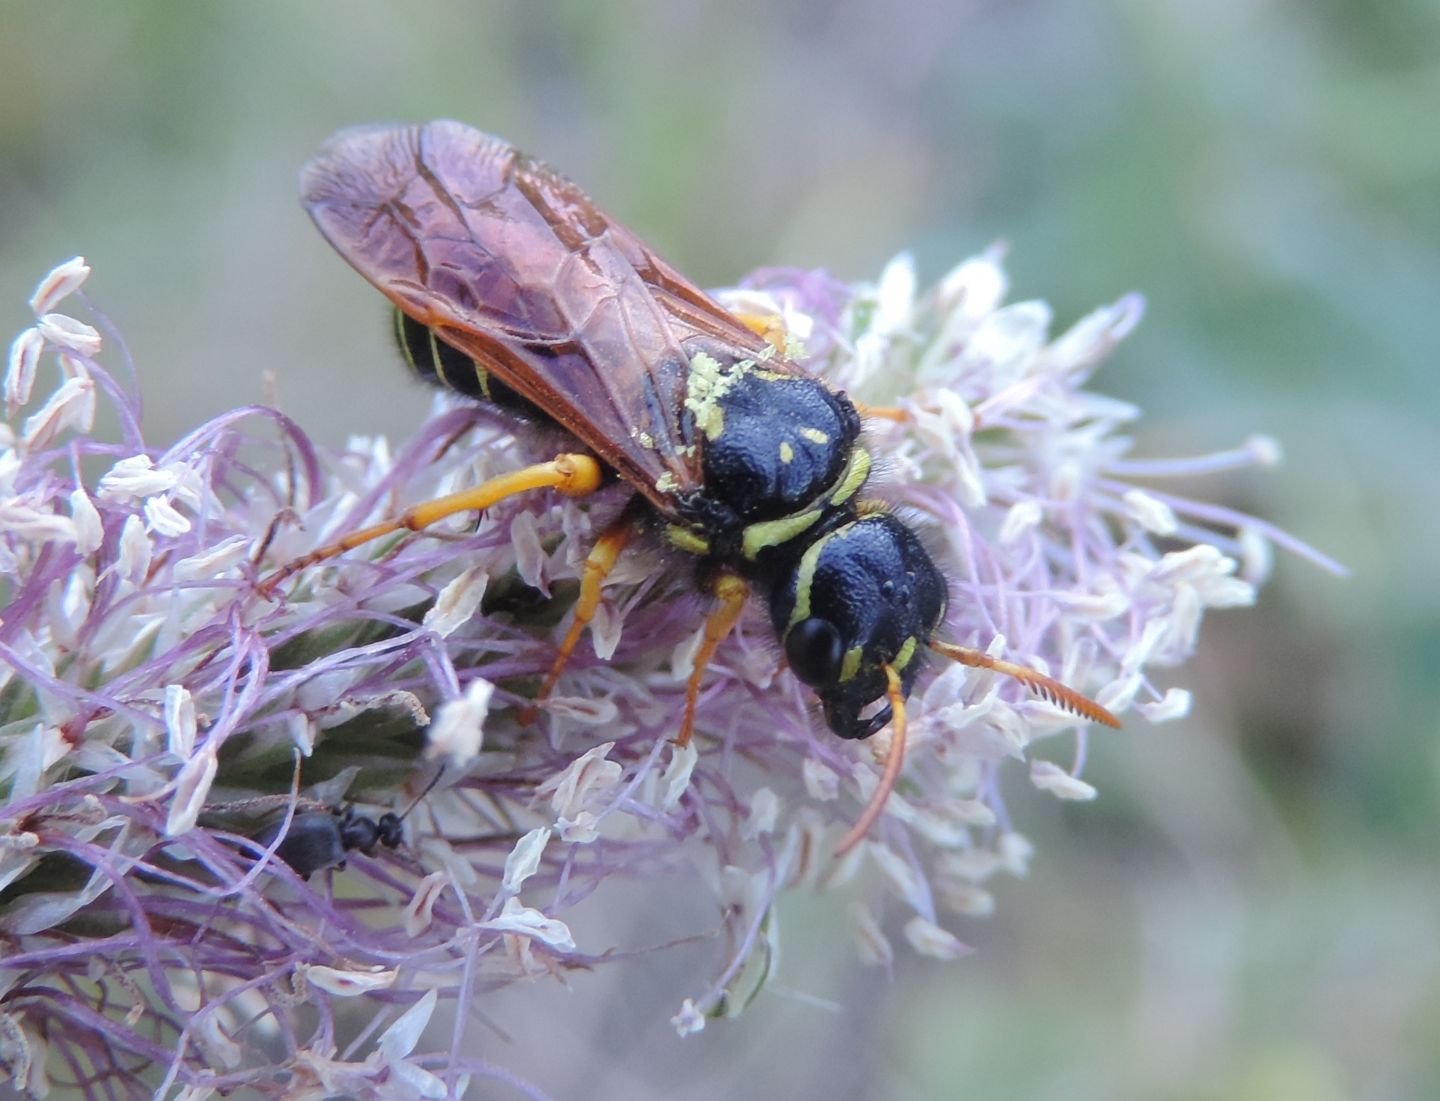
[{"x1": 393, "y1": 309, "x2": 543, "y2": 419}]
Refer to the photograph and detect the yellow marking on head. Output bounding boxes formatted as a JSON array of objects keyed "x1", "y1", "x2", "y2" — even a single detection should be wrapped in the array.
[
  {"x1": 666, "y1": 525, "x2": 711, "y2": 556},
  {"x1": 787, "y1": 522, "x2": 854, "y2": 628},
  {"x1": 893, "y1": 635, "x2": 917, "y2": 672},
  {"x1": 742, "y1": 509, "x2": 822, "y2": 560},
  {"x1": 839, "y1": 645, "x2": 864, "y2": 683},
  {"x1": 779, "y1": 440, "x2": 795, "y2": 463},
  {"x1": 655, "y1": 472, "x2": 680, "y2": 494},
  {"x1": 800, "y1": 427, "x2": 830, "y2": 445}
]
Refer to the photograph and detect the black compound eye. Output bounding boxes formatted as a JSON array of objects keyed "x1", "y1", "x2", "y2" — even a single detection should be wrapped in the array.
[{"x1": 785, "y1": 617, "x2": 845, "y2": 688}]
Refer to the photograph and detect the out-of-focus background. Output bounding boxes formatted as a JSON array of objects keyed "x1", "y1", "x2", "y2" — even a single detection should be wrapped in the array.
[{"x1": 3, "y1": 2, "x2": 1435, "y2": 1098}]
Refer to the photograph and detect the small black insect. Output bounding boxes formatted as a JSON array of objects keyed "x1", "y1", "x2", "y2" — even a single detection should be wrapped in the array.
[
  {"x1": 254, "y1": 804, "x2": 405, "y2": 878},
  {"x1": 246, "y1": 768, "x2": 442, "y2": 878}
]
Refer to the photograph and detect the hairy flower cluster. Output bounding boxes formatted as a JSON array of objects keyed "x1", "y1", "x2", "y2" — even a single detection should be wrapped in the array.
[{"x1": 0, "y1": 255, "x2": 1337, "y2": 1099}]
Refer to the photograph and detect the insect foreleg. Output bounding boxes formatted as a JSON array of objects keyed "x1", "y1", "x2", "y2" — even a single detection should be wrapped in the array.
[
  {"x1": 677, "y1": 571, "x2": 749, "y2": 748},
  {"x1": 523, "y1": 499, "x2": 642, "y2": 720}
]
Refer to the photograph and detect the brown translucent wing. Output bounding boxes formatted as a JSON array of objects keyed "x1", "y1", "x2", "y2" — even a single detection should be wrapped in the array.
[{"x1": 301, "y1": 120, "x2": 747, "y2": 513}]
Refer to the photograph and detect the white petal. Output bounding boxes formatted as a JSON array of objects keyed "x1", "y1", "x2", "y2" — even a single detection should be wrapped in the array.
[
  {"x1": 873, "y1": 252, "x2": 917, "y2": 334},
  {"x1": 302, "y1": 965, "x2": 397, "y2": 997},
  {"x1": 35, "y1": 313, "x2": 101, "y2": 357},
  {"x1": 998, "y1": 499, "x2": 1042, "y2": 545},
  {"x1": 542, "y1": 695, "x2": 620, "y2": 725},
  {"x1": 937, "y1": 879, "x2": 995, "y2": 918},
  {"x1": 69, "y1": 489, "x2": 103, "y2": 554},
  {"x1": 422, "y1": 565, "x2": 487, "y2": 637},
  {"x1": 99, "y1": 455, "x2": 175, "y2": 499},
  {"x1": 1136, "y1": 688, "x2": 1191, "y2": 722},
  {"x1": 116, "y1": 514, "x2": 151, "y2": 583},
  {"x1": 5, "y1": 327, "x2": 44, "y2": 412},
  {"x1": 164, "y1": 685, "x2": 197, "y2": 758},
  {"x1": 936, "y1": 250, "x2": 1008, "y2": 322},
  {"x1": 403, "y1": 872, "x2": 448, "y2": 937},
  {"x1": 165, "y1": 746, "x2": 218, "y2": 836},
  {"x1": 1029, "y1": 761, "x2": 1097, "y2": 801},
  {"x1": 144, "y1": 496, "x2": 191, "y2": 537},
  {"x1": 21, "y1": 375, "x2": 95, "y2": 448},
  {"x1": 172, "y1": 535, "x2": 250, "y2": 581},
  {"x1": 510, "y1": 511, "x2": 547, "y2": 592},
  {"x1": 479, "y1": 897, "x2": 576, "y2": 952},
  {"x1": 541, "y1": 742, "x2": 621, "y2": 821},
  {"x1": 378, "y1": 988, "x2": 436, "y2": 1060},
  {"x1": 501, "y1": 827, "x2": 550, "y2": 894},
  {"x1": 557, "y1": 810, "x2": 601, "y2": 844},
  {"x1": 1123, "y1": 489, "x2": 1179, "y2": 535},
  {"x1": 286, "y1": 712, "x2": 317, "y2": 754},
  {"x1": 424, "y1": 679, "x2": 493, "y2": 764},
  {"x1": 28, "y1": 257, "x2": 90, "y2": 316},
  {"x1": 1238, "y1": 526, "x2": 1274, "y2": 587},
  {"x1": 1151, "y1": 544, "x2": 1234, "y2": 585},
  {"x1": 744, "y1": 787, "x2": 780, "y2": 838},
  {"x1": 903, "y1": 916, "x2": 970, "y2": 960},
  {"x1": 387, "y1": 1061, "x2": 448, "y2": 1099},
  {"x1": 0, "y1": 502, "x2": 76, "y2": 544},
  {"x1": 659, "y1": 742, "x2": 697, "y2": 810}
]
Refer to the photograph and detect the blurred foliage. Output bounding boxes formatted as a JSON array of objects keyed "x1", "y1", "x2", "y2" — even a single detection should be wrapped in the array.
[{"x1": 3, "y1": 1, "x2": 1436, "y2": 1098}]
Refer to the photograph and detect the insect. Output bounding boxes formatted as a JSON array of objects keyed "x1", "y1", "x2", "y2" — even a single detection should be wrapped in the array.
[
  {"x1": 248, "y1": 767, "x2": 442, "y2": 878},
  {"x1": 263, "y1": 121, "x2": 1119, "y2": 855},
  {"x1": 254, "y1": 803, "x2": 405, "y2": 878}
]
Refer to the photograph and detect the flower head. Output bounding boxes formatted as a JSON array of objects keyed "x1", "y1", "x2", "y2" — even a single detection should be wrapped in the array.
[{"x1": 0, "y1": 253, "x2": 1337, "y2": 1098}]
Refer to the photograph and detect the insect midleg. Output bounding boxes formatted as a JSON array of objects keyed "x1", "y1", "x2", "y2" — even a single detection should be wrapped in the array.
[
  {"x1": 677, "y1": 571, "x2": 749, "y2": 748},
  {"x1": 257, "y1": 453, "x2": 604, "y2": 596},
  {"x1": 524, "y1": 499, "x2": 642, "y2": 719}
]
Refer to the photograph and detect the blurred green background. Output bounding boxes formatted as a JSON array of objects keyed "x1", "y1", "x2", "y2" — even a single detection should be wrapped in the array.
[{"x1": 3, "y1": 2, "x2": 1435, "y2": 1098}]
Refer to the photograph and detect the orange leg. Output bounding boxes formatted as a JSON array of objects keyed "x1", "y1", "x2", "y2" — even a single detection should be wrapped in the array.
[
  {"x1": 523, "y1": 506, "x2": 638, "y2": 720},
  {"x1": 676, "y1": 571, "x2": 749, "y2": 747},
  {"x1": 853, "y1": 402, "x2": 910, "y2": 423},
  {"x1": 732, "y1": 310, "x2": 788, "y2": 350},
  {"x1": 833, "y1": 664, "x2": 908, "y2": 857},
  {"x1": 258, "y1": 453, "x2": 604, "y2": 597}
]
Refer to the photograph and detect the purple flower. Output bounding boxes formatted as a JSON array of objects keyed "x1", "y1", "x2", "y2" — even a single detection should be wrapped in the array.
[{"x1": 0, "y1": 254, "x2": 1339, "y2": 1098}]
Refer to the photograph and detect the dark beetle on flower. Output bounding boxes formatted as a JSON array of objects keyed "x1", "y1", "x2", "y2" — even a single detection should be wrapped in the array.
[
  {"x1": 255, "y1": 804, "x2": 405, "y2": 879},
  {"x1": 261, "y1": 120, "x2": 1118, "y2": 854}
]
